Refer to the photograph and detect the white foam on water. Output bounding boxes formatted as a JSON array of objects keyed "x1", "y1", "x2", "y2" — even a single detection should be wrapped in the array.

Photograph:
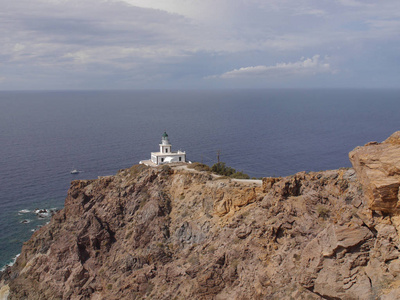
[
  {"x1": 37, "y1": 212, "x2": 50, "y2": 218},
  {"x1": 18, "y1": 209, "x2": 30, "y2": 213},
  {"x1": 34, "y1": 208, "x2": 57, "y2": 218},
  {"x1": 0, "y1": 254, "x2": 20, "y2": 272}
]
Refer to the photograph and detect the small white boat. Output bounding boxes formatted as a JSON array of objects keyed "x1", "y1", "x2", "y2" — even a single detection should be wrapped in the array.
[{"x1": 70, "y1": 169, "x2": 80, "y2": 174}]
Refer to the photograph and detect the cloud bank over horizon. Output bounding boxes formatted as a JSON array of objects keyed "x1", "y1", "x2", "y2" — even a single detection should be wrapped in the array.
[{"x1": 0, "y1": 0, "x2": 399, "y2": 89}]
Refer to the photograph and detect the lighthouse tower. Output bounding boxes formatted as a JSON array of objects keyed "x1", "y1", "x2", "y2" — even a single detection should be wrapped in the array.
[
  {"x1": 160, "y1": 132, "x2": 172, "y2": 154},
  {"x1": 140, "y1": 131, "x2": 186, "y2": 166}
]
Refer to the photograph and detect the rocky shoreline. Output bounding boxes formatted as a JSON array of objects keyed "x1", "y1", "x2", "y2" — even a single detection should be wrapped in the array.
[{"x1": 1, "y1": 132, "x2": 400, "y2": 299}]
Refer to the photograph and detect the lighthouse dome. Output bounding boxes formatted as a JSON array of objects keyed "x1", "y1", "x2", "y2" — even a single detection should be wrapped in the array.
[{"x1": 161, "y1": 131, "x2": 170, "y2": 145}]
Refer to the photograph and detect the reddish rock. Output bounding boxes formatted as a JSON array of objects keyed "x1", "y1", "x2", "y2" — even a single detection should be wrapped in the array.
[{"x1": 349, "y1": 131, "x2": 400, "y2": 213}]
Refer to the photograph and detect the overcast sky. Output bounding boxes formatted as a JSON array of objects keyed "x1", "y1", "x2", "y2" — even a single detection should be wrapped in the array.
[{"x1": 1, "y1": 0, "x2": 399, "y2": 90}]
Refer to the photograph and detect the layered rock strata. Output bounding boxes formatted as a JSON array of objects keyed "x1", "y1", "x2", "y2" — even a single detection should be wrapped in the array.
[{"x1": 349, "y1": 131, "x2": 400, "y2": 213}]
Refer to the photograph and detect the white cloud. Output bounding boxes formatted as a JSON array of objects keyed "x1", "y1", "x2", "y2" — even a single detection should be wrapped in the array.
[{"x1": 213, "y1": 55, "x2": 333, "y2": 79}]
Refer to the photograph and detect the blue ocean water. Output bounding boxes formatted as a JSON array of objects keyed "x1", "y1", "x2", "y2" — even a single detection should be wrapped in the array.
[{"x1": 0, "y1": 89, "x2": 399, "y2": 268}]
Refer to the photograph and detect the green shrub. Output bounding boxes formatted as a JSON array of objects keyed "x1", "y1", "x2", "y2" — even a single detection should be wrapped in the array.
[
  {"x1": 211, "y1": 162, "x2": 250, "y2": 179},
  {"x1": 231, "y1": 171, "x2": 250, "y2": 179},
  {"x1": 211, "y1": 162, "x2": 236, "y2": 176},
  {"x1": 188, "y1": 162, "x2": 211, "y2": 172}
]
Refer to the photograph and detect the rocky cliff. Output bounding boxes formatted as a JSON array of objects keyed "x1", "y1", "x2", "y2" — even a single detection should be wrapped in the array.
[
  {"x1": 349, "y1": 131, "x2": 400, "y2": 214},
  {"x1": 1, "y1": 133, "x2": 400, "y2": 299}
]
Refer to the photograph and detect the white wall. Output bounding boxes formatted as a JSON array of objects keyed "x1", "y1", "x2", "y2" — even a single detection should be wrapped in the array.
[{"x1": 158, "y1": 154, "x2": 185, "y2": 164}]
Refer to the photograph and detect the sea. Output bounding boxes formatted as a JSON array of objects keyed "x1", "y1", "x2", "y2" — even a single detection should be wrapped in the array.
[{"x1": 1, "y1": 89, "x2": 399, "y2": 269}]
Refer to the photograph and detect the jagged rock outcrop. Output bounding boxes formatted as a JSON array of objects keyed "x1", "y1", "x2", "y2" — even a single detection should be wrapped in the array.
[
  {"x1": 1, "y1": 133, "x2": 400, "y2": 299},
  {"x1": 349, "y1": 131, "x2": 400, "y2": 213}
]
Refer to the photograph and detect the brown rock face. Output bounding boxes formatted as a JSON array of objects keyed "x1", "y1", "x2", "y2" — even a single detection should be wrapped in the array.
[
  {"x1": 1, "y1": 159, "x2": 400, "y2": 299},
  {"x1": 349, "y1": 131, "x2": 400, "y2": 213}
]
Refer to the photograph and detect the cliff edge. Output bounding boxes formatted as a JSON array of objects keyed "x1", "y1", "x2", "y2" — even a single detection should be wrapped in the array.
[
  {"x1": 349, "y1": 131, "x2": 400, "y2": 214},
  {"x1": 2, "y1": 132, "x2": 400, "y2": 299}
]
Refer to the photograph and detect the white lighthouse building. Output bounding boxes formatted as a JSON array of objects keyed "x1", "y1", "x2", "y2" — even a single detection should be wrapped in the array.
[{"x1": 140, "y1": 132, "x2": 186, "y2": 166}]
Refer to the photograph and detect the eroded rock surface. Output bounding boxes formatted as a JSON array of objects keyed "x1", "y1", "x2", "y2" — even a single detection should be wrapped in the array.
[
  {"x1": 349, "y1": 131, "x2": 400, "y2": 213},
  {"x1": 1, "y1": 147, "x2": 400, "y2": 299}
]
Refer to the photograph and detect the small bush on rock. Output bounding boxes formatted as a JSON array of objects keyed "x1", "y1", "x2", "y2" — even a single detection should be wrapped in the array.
[
  {"x1": 317, "y1": 205, "x2": 330, "y2": 219},
  {"x1": 211, "y1": 162, "x2": 250, "y2": 179},
  {"x1": 188, "y1": 162, "x2": 211, "y2": 172}
]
